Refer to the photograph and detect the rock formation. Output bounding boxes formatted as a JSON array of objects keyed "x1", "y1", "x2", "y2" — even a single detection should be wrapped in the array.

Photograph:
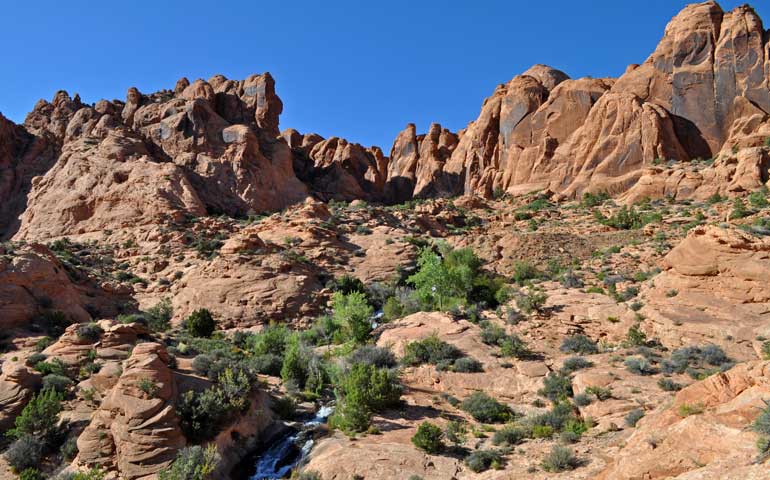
[{"x1": 76, "y1": 342, "x2": 185, "y2": 479}]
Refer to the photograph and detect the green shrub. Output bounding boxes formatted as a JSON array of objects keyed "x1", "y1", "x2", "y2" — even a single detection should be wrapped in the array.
[
  {"x1": 452, "y1": 357, "x2": 483, "y2": 373},
  {"x1": 624, "y1": 356, "x2": 657, "y2": 375},
  {"x1": 330, "y1": 363, "x2": 401, "y2": 433},
  {"x1": 461, "y1": 392, "x2": 512, "y2": 423},
  {"x1": 25, "y1": 352, "x2": 47, "y2": 366},
  {"x1": 177, "y1": 388, "x2": 231, "y2": 442},
  {"x1": 594, "y1": 205, "x2": 660, "y2": 230},
  {"x1": 33, "y1": 357, "x2": 67, "y2": 376},
  {"x1": 625, "y1": 324, "x2": 647, "y2": 347},
  {"x1": 402, "y1": 334, "x2": 463, "y2": 366},
  {"x1": 560, "y1": 335, "x2": 598, "y2": 355},
  {"x1": 538, "y1": 372, "x2": 573, "y2": 402},
  {"x1": 662, "y1": 344, "x2": 732, "y2": 378},
  {"x1": 411, "y1": 421, "x2": 444, "y2": 453},
  {"x1": 480, "y1": 321, "x2": 531, "y2": 359},
  {"x1": 4, "y1": 435, "x2": 45, "y2": 472},
  {"x1": 145, "y1": 299, "x2": 173, "y2": 332},
  {"x1": 184, "y1": 309, "x2": 216, "y2": 338},
  {"x1": 761, "y1": 341, "x2": 770, "y2": 360},
  {"x1": 465, "y1": 449, "x2": 503, "y2": 473},
  {"x1": 749, "y1": 189, "x2": 769, "y2": 208},
  {"x1": 136, "y1": 377, "x2": 160, "y2": 398},
  {"x1": 561, "y1": 357, "x2": 594, "y2": 374},
  {"x1": 512, "y1": 261, "x2": 539, "y2": 284},
  {"x1": 329, "y1": 274, "x2": 366, "y2": 295},
  {"x1": 677, "y1": 402, "x2": 704, "y2": 417},
  {"x1": 541, "y1": 445, "x2": 580, "y2": 472},
  {"x1": 348, "y1": 345, "x2": 397, "y2": 369},
  {"x1": 382, "y1": 296, "x2": 404, "y2": 321},
  {"x1": 35, "y1": 310, "x2": 71, "y2": 337},
  {"x1": 159, "y1": 445, "x2": 220, "y2": 480},
  {"x1": 625, "y1": 408, "x2": 645, "y2": 427},
  {"x1": 249, "y1": 324, "x2": 290, "y2": 357},
  {"x1": 42, "y1": 374, "x2": 74, "y2": 393},
  {"x1": 60, "y1": 436, "x2": 79, "y2": 460},
  {"x1": 9, "y1": 388, "x2": 63, "y2": 439},
  {"x1": 407, "y1": 245, "x2": 505, "y2": 310},
  {"x1": 18, "y1": 469, "x2": 44, "y2": 480},
  {"x1": 444, "y1": 420, "x2": 467, "y2": 446},
  {"x1": 515, "y1": 288, "x2": 547, "y2": 314},
  {"x1": 729, "y1": 198, "x2": 750, "y2": 220},
  {"x1": 76, "y1": 322, "x2": 104, "y2": 342},
  {"x1": 581, "y1": 191, "x2": 609, "y2": 208},
  {"x1": 573, "y1": 393, "x2": 592, "y2": 406},
  {"x1": 492, "y1": 425, "x2": 526, "y2": 446},
  {"x1": 657, "y1": 377, "x2": 682, "y2": 391},
  {"x1": 332, "y1": 291, "x2": 373, "y2": 344},
  {"x1": 752, "y1": 401, "x2": 770, "y2": 458},
  {"x1": 585, "y1": 386, "x2": 612, "y2": 401}
]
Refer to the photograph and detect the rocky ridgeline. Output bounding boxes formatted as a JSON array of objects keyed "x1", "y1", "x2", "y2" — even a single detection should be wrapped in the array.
[{"x1": 1, "y1": 1, "x2": 770, "y2": 241}]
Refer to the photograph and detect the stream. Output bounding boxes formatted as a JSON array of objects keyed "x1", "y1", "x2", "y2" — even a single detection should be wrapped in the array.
[{"x1": 243, "y1": 404, "x2": 334, "y2": 479}]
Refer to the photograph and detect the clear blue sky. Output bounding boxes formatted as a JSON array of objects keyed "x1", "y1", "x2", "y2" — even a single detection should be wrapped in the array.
[{"x1": 1, "y1": 1, "x2": 766, "y2": 149}]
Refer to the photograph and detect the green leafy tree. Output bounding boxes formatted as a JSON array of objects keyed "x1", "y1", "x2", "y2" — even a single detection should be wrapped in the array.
[{"x1": 332, "y1": 291, "x2": 373, "y2": 343}]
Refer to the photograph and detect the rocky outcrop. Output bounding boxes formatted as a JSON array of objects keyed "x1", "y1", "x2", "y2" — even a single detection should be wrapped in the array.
[
  {"x1": 289, "y1": 133, "x2": 388, "y2": 202},
  {"x1": 76, "y1": 342, "x2": 185, "y2": 479},
  {"x1": 0, "y1": 362, "x2": 41, "y2": 431},
  {"x1": 598, "y1": 361, "x2": 770, "y2": 479},
  {"x1": 13, "y1": 73, "x2": 309, "y2": 241},
  {"x1": 641, "y1": 226, "x2": 770, "y2": 360},
  {"x1": 0, "y1": 244, "x2": 126, "y2": 329},
  {"x1": 385, "y1": 123, "x2": 459, "y2": 202}
]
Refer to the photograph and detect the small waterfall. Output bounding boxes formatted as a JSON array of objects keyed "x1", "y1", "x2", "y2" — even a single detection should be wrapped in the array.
[{"x1": 247, "y1": 404, "x2": 334, "y2": 479}]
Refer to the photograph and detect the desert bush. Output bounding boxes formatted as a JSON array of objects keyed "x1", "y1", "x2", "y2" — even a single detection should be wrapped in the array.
[
  {"x1": 402, "y1": 334, "x2": 463, "y2": 366},
  {"x1": 9, "y1": 388, "x2": 63, "y2": 439},
  {"x1": 515, "y1": 288, "x2": 547, "y2": 314},
  {"x1": 541, "y1": 445, "x2": 580, "y2": 472},
  {"x1": 624, "y1": 356, "x2": 657, "y2": 375},
  {"x1": 4, "y1": 435, "x2": 45, "y2": 472},
  {"x1": 26, "y1": 352, "x2": 47, "y2": 366},
  {"x1": 657, "y1": 377, "x2": 682, "y2": 391},
  {"x1": 76, "y1": 322, "x2": 103, "y2": 342},
  {"x1": 407, "y1": 245, "x2": 506, "y2": 310},
  {"x1": 42, "y1": 374, "x2": 74, "y2": 393},
  {"x1": 625, "y1": 324, "x2": 647, "y2": 347},
  {"x1": 662, "y1": 344, "x2": 732, "y2": 378},
  {"x1": 492, "y1": 425, "x2": 526, "y2": 446},
  {"x1": 136, "y1": 377, "x2": 160, "y2": 398},
  {"x1": 461, "y1": 392, "x2": 513, "y2": 423},
  {"x1": 347, "y1": 345, "x2": 397, "y2": 369},
  {"x1": 594, "y1": 205, "x2": 660, "y2": 230},
  {"x1": 60, "y1": 436, "x2": 79, "y2": 460},
  {"x1": 512, "y1": 261, "x2": 539, "y2": 284},
  {"x1": 561, "y1": 357, "x2": 594, "y2": 374},
  {"x1": 145, "y1": 299, "x2": 173, "y2": 332},
  {"x1": 411, "y1": 421, "x2": 444, "y2": 453},
  {"x1": 35, "y1": 310, "x2": 71, "y2": 337},
  {"x1": 465, "y1": 449, "x2": 503, "y2": 473},
  {"x1": 527, "y1": 402, "x2": 577, "y2": 433},
  {"x1": 329, "y1": 274, "x2": 366, "y2": 295},
  {"x1": 159, "y1": 445, "x2": 220, "y2": 480},
  {"x1": 34, "y1": 357, "x2": 67, "y2": 376},
  {"x1": 177, "y1": 388, "x2": 231, "y2": 442},
  {"x1": 453, "y1": 357, "x2": 483, "y2": 373},
  {"x1": 585, "y1": 386, "x2": 612, "y2": 401},
  {"x1": 573, "y1": 393, "x2": 592, "y2": 406},
  {"x1": 538, "y1": 372, "x2": 573, "y2": 401},
  {"x1": 559, "y1": 270, "x2": 584, "y2": 289},
  {"x1": 18, "y1": 469, "x2": 44, "y2": 480},
  {"x1": 677, "y1": 402, "x2": 704, "y2": 417},
  {"x1": 752, "y1": 401, "x2": 770, "y2": 458},
  {"x1": 247, "y1": 353, "x2": 282, "y2": 376},
  {"x1": 444, "y1": 420, "x2": 467, "y2": 446},
  {"x1": 184, "y1": 309, "x2": 216, "y2": 338},
  {"x1": 560, "y1": 335, "x2": 598, "y2": 355},
  {"x1": 625, "y1": 408, "x2": 645, "y2": 427},
  {"x1": 249, "y1": 324, "x2": 290, "y2": 356}
]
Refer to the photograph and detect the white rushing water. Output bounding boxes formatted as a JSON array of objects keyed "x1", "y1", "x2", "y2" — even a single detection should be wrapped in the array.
[{"x1": 249, "y1": 404, "x2": 334, "y2": 480}]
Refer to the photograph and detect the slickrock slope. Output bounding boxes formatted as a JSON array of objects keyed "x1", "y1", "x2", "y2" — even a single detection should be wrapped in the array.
[
  {"x1": 598, "y1": 361, "x2": 770, "y2": 480},
  {"x1": 642, "y1": 226, "x2": 770, "y2": 360},
  {"x1": 0, "y1": 243, "x2": 129, "y2": 329}
]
